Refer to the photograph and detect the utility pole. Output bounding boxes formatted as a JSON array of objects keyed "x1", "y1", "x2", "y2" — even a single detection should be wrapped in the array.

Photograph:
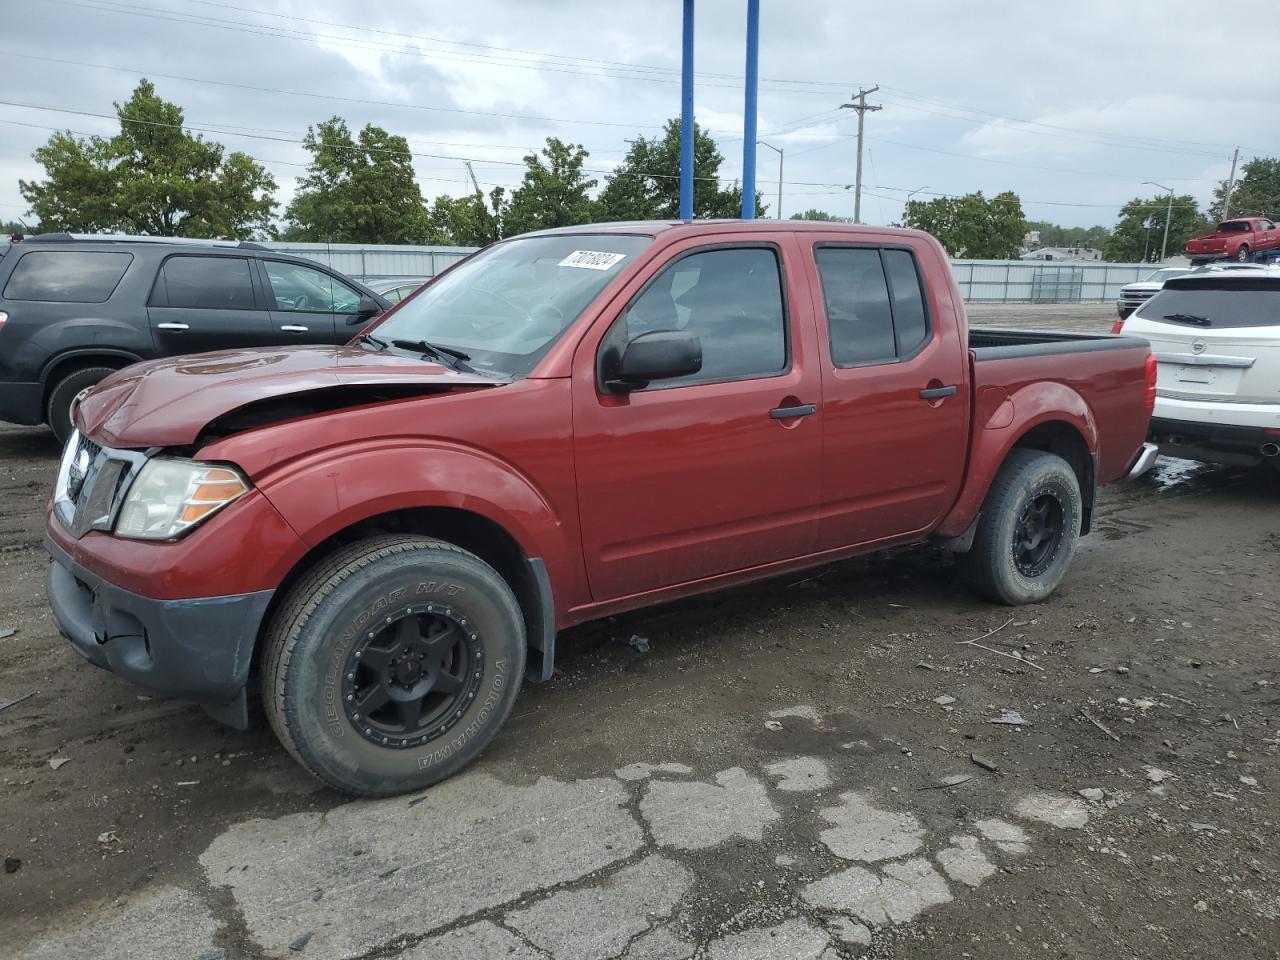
[
  {"x1": 758, "y1": 141, "x2": 783, "y2": 218},
  {"x1": 679, "y1": 0, "x2": 694, "y2": 220},
  {"x1": 1222, "y1": 146, "x2": 1240, "y2": 219},
  {"x1": 841, "y1": 86, "x2": 881, "y2": 224},
  {"x1": 739, "y1": 0, "x2": 760, "y2": 219},
  {"x1": 1143, "y1": 180, "x2": 1174, "y2": 262}
]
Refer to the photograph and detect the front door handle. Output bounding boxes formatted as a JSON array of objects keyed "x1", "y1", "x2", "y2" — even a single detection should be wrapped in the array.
[
  {"x1": 770, "y1": 403, "x2": 818, "y2": 419},
  {"x1": 156, "y1": 322, "x2": 189, "y2": 331},
  {"x1": 919, "y1": 385, "x2": 957, "y2": 400},
  {"x1": 280, "y1": 324, "x2": 310, "y2": 333}
]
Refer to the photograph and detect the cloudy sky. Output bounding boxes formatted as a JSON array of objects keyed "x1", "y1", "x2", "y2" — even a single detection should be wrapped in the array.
[{"x1": 2, "y1": 0, "x2": 1277, "y2": 231}]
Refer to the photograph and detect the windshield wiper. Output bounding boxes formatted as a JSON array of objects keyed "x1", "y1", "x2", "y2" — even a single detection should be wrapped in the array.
[
  {"x1": 1162, "y1": 313, "x2": 1211, "y2": 326},
  {"x1": 390, "y1": 338, "x2": 476, "y2": 372},
  {"x1": 357, "y1": 332, "x2": 388, "y2": 350}
]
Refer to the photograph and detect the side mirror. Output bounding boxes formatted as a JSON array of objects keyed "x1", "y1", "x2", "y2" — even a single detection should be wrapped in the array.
[
  {"x1": 349, "y1": 294, "x2": 383, "y2": 324},
  {"x1": 607, "y1": 329, "x2": 702, "y2": 391}
]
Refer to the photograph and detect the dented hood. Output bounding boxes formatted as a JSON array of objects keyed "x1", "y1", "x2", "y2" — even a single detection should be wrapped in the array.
[{"x1": 77, "y1": 345, "x2": 504, "y2": 448}]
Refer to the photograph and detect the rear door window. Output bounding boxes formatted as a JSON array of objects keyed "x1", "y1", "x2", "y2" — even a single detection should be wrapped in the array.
[
  {"x1": 814, "y1": 246, "x2": 932, "y2": 366},
  {"x1": 3, "y1": 250, "x2": 133, "y2": 302},
  {"x1": 150, "y1": 256, "x2": 257, "y2": 310}
]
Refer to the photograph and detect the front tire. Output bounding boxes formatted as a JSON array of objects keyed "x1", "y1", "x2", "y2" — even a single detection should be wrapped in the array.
[
  {"x1": 46, "y1": 366, "x2": 115, "y2": 445},
  {"x1": 262, "y1": 535, "x2": 526, "y2": 796},
  {"x1": 959, "y1": 450, "x2": 1082, "y2": 605}
]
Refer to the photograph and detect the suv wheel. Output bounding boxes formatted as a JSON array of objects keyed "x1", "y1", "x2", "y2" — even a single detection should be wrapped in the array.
[
  {"x1": 262, "y1": 535, "x2": 526, "y2": 796},
  {"x1": 46, "y1": 366, "x2": 115, "y2": 445},
  {"x1": 958, "y1": 449, "x2": 1082, "y2": 605}
]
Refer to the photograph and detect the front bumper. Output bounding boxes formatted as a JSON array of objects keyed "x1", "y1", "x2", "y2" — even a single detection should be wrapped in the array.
[
  {"x1": 46, "y1": 535, "x2": 273, "y2": 727},
  {"x1": 0, "y1": 380, "x2": 44, "y2": 426}
]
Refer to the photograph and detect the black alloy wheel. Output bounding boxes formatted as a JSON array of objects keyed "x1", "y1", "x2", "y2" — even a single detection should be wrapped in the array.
[
  {"x1": 342, "y1": 603, "x2": 483, "y2": 749},
  {"x1": 1011, "y1": 487, "x2": 1065, "y2": 577}
]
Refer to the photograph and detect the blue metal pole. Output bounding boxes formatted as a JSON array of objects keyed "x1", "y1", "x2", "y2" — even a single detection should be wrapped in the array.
[
  {"x1": 679, "y1": 0, "x2": 695, "y2": 220},
  {"x1": 740, "y1": 0, "x2": 759, "y2": 219}
]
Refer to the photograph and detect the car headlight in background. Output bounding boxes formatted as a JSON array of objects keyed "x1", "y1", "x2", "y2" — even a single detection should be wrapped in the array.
[{"x1": 114, "y1": 458, "x2": 250, "y2": 540}]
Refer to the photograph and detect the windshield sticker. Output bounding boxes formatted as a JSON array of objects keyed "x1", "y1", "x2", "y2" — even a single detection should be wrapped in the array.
[{"x1": 558, "y1": 250, "x2": 627, "y2": 270}]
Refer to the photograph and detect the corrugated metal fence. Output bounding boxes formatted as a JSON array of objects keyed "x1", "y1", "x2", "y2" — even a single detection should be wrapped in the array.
[
  {"x1": 949, "y1": 259, "x2": 1150, "y2": 303},
  {"x1": 260, "y1": 242, "x2": 474, "y2": 280},
  {"x1": 265, "y1": 242, "x2": 1152, "y2": 304}
]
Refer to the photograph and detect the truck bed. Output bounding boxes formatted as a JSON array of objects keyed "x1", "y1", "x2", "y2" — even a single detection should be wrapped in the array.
[{"x1": 970, "y1": 328, "x2": 1149, "y2": 359}]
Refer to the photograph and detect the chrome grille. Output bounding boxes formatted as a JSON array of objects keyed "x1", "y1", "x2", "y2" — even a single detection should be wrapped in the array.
[{"x1": 53, "y1": 431, "x2": 148, "y2": 538}]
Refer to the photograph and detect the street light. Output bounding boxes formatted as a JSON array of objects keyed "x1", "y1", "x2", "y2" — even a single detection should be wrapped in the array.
[
  {"x1": 904, "y1": 185, "x2": 929, "y2": 224},
  {"x1": 757, "y1": 140, "x2": 783, "y2": 219},
  {"x1": 1143, "y1": 180, "x2": 1174, "y2": 262}
]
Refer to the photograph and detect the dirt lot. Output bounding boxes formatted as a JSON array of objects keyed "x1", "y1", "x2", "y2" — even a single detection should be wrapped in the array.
[{"x1": 3, "y1": 303, "x2": 1278, "y2": 960}]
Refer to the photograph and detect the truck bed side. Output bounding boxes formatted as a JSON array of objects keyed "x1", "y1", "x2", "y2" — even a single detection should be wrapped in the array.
[{"x1": 936, "y1": 328, "x2": 1152, "y2": 538}]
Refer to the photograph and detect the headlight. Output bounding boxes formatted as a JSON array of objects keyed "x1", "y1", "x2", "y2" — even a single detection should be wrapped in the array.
[{"x1": 114, "y1": 458, "x2": 250, "y2": 540}]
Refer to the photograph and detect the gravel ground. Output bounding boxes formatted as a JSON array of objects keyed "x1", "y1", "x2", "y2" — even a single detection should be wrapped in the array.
[{"x1": 2, "y1": 303, "x2": 1277, "y2": 960}]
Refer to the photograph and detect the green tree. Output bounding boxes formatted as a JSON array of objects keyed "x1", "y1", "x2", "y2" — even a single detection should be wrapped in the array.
[
  {"x1": 503, "y1": 138, "x2": 597, "y2": 236},
  {"x1": 597, "y1": 119, "x2": 763, "y2": 220},
  {"x1": 1103, "y1": 195, "x2": 1208, "y2": 263},
  {"x1": 1025, "y1": 220, "x2": 1110, "y2": 250},
  {"x1": 1209, "y1": 157, "x2": 1280, "y2": 221},
  {"x1": 790, "y1": 208, "x2": 852, "y2": 223},
  {"x1": 19, "y1": 80, "x2": 275, "y2": 238},
  {"x1": 283, "y1": 117, "x2": 436, "y2": 243},
  {"x1": 427, "y1": 187, "x2": 507, "y2": 247},
  {"x1": 903, "y1": 191, "x2": 1027, "y2": 259}
]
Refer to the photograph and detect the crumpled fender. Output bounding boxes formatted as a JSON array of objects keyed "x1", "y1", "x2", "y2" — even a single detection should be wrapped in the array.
[
  {"x1": 936, "y1": 380, "x2": 1098, "y2": 538},
  {"x1": 247, "y1": 437, "x2": 575, "y2": 599}
]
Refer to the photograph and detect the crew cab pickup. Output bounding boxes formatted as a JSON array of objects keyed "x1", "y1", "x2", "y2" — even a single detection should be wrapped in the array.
[
  {"x1": 45, "y1": 221, "x2": 1157, "y2": 796},
  {"x1": 1186, "y1": 218, "x2": 1280, "y2": 264}
]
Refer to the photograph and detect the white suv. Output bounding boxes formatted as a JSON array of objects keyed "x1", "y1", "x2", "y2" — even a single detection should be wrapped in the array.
[{"x1": 1119, "y1": 268, "x2": 1280, "y2": 470}]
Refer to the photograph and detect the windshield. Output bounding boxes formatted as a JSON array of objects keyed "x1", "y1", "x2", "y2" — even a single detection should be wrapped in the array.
[
  {"x1": 1143, "y1": 268, "x2": 1190, "y2": 283},
  {"x1": 1216, "y1": 221, "x2": 1250, "y2": 233},
  {"x1": 370, "y1": 234, "x2": 651, "y2": 376},
  {"x1": 1136, "y1": 284, "x2": 1280, "y2": 328}
]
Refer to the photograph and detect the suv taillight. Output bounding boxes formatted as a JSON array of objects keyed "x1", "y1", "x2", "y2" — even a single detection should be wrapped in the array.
[
  {"x1": 1144, "y1": 353, "x2": 1157, "y2": 418},
  {"x1": 0, "y1": 310, "x2": 7, "y2": 332},
  {"x1": 1110, "y1": 317, "x2": 1125, "y2": 334}
]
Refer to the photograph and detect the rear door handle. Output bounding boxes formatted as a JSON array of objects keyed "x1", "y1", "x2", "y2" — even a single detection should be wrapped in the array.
[
  {"x1": 770, "y1": 403, "x2": 817, "y2": 419},
  {"x1": 156, "y1": 322, "x2": 189, "y2": 331},
  {"x1": 280, "y1": 324, "x2": 309, "y2": 333},
  {"x1": 919, "y1": 385, "x2": 957, "y2": 400}
]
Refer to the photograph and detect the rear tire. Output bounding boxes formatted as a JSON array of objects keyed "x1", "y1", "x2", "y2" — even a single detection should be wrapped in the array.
[
  {"x1": 261, "y1": 535, "x2": 526, "y2": 796},
  {"x1": 45, "y1": 366, "x2": 115, "y2": 445},
  {"x1": 1236, "y1": 244, "x2": 1251, "y2": 262},
  {"x1": 958, "y1": 449, "x2": 1082, "y2": 605}
]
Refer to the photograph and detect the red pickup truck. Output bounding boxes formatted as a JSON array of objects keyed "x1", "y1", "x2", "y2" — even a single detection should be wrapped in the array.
[
  {"x1": 1186, "y1": 217, "x2": 1280, "y2": 263},
  {"x1": 46, "y1": 221, "x2": 1156, "y2": 795}
]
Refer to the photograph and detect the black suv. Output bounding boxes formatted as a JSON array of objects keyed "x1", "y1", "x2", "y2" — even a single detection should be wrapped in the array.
[{"x1": 0, "y1": 234, "x2": 390, "y2": 442}]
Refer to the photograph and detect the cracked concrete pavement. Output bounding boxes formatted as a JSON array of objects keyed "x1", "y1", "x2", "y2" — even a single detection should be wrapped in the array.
[{"x1": 16, "y1": 707, "x2": 1092, "y2": 960}]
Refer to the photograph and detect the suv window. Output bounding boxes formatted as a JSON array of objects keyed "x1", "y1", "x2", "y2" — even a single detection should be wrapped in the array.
[
  {"x1": 611, "y1": 247, "x2": 786, "y2": 387},
  {"x1": 1136, "y1": 283, "x2": 1280, "y2": 328},
  {"x1": 264, "y1": 261, "x2": 361, "y2": 313},
  {"x1": 815, "y1": 246, "x2": 931, "y2": 366},
  {"x1": 4, "y1": 251, "x2": 133, "y2": 303},
  {"x1": 151, "y1": 256, "x2": 256, "y2": 310}
]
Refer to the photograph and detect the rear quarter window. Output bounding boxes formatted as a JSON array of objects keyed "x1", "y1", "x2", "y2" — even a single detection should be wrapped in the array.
[{"x1": 2, "y1": 250, "x2": 134, "y2": 303}]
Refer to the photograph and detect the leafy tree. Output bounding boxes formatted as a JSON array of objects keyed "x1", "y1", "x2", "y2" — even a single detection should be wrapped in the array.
[
  {"x1": 283, "y1": 118, "x2": 436, "y2": 243},
  {"x1": 427, "y1": 187, "x2": 507, "y2": 247},
  {"x1": 790, "y1": 208, "x2": 852, "y2": 223},
  {"x1": 1209, "y1": 157, "x2": 1280, "y2": 221},
  {"x1": 503, "y1": 138, "x2": 597, "y2": 236},
  {"x1": 1103, "y1": 195, "x2": 1209, "y2": 263},
  {"x1": 3, "y1": 219, "x2": 34, "y2": 237},
  {"x1": 597, "y1": 119, "x2": 763, "y2": 220},
  {"x1": 1025, "y1": 220, "x2": 1110, "y2": 250},
  {"x1": 903, "y1": 191, "x2": 1026, "y2": 259},
  {"x1": 19, "y1": 80, "x2": 276, "y2": 238}
]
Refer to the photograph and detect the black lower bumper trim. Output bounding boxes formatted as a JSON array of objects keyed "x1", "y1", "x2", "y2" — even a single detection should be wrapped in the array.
[{"x1": 45, "y1": 536, "x2": 273, "y2": 727}]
